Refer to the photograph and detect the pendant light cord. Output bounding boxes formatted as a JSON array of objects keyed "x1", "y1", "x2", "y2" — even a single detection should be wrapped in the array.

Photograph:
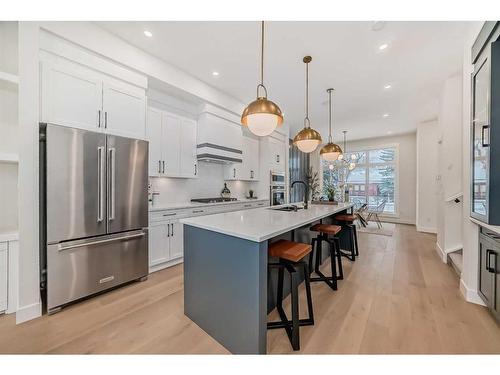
[
  {"x1": 256, "y1": 21, "x2": 268, "y2": 99},
  {"x1": 328, "y1": 89, "x2": 333, "y2": 143},
  {"x1": 304, "y1": 60, "x2": 310, "y2": 128}
]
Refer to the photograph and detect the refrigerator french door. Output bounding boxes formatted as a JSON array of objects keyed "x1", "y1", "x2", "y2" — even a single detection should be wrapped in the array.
[{"x1": 40, "y1": 123, "x2": 149, "y2": 314}]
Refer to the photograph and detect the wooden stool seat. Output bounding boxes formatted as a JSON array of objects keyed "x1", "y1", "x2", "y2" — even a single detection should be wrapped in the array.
[
  {"x1": 310, "y1": 223, "x2": 341, "y2": 235},
  {"x1": 269, "y1": 239, "x2": 312, "y2": 262},
  {"x1": 334, "y1": 214, "x2": 357, "y2": 222}
]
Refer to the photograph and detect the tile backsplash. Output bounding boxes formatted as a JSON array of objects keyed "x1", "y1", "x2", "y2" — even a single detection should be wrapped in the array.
[{"x1": 149, "y1": 161, "x2": 262, "y2": 206}]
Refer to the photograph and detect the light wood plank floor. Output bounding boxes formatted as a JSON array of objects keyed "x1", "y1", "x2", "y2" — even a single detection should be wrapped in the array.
[{"x1": 1, "y1": 224, "x2": 499, "y2": 354}]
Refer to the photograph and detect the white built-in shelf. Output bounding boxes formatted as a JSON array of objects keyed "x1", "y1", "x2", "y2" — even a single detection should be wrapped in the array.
[
  {"x1": 0, "y1": 70, "x2": 19, "y2": 90},
  {"x1": 0, "y1": 153, "x2": 19, "y2": 164}
]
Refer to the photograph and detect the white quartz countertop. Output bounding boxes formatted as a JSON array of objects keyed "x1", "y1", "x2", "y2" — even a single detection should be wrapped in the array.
[
  {"x1": 470, "y1": 217, "x2": 500, "y2": 235},
  {"x1": 180, "y1": 202, "x2": 354, "y2": 242},
  {"x1": 149, "y1": 198, "x2": 268, "y2": 212},
  {"x1": 0, "y1": 231, "x2": 19, "y2": 242}
]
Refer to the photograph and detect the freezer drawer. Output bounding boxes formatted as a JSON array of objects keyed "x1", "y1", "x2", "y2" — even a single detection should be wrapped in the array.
[{"x1": 47, "y1": 230, "x2": 148, "y2": 312}]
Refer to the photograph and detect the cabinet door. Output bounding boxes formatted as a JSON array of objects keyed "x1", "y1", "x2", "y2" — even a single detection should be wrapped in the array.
[
  {"x1": 148, "y1": 222, "x2": 170, "y2": 267},
  {"x1": 479, "y1": 234, "x2": 495, "y2": 307},
  {"x1": 471, "y1": 56, "x2": 490, "y2": 220},
  {"x1": 169, "y1": 221, "x2": 184, "y2": 260},
  {"x1": 494, "y1": 249, "x2": 500, "y2": 318},
  {"x1": 162, "y1": 113, "x2": 181, "y2": 176},
  {"x1": 0, "y1": 244, "x2": 8, "y2": 312},
  {"x1": 246, "y1": 137, "x2": 260, "y2": 181},
  {"x1": 179, "y1": 118, "x2": 197, "y2": 178},
  {"x1": 41, "y1": 61, "x2": 102, "y2": 132},
  {"x1": 147, "y1": 107, "x2": 163, "y2": 177},
  {"x1": 102, "y1": 81, "x2": 146, "y2": 139}
]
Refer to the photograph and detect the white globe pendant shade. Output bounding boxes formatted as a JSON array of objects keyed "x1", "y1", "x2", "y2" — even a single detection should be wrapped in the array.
[
  {"x1": 321, "y1": 150, "x2": 342, "y2": 161},
  {"x1": 296, "y1": 138, "x2": 321, "y2": 153},
  {"x1": 244, "y1": 112, "x2": 280, "y2": 136}
]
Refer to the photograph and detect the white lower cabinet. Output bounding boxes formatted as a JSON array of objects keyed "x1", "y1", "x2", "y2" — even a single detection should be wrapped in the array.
[
  {"x1": 148, "y1": 200, "x2": 269, "y2": 273},
  {"x1": 148, "y1": 219, "x2": 184, "y2": 271},
  {"x1": 0, "y1": 243, "x2": 7, "y2": 313}
]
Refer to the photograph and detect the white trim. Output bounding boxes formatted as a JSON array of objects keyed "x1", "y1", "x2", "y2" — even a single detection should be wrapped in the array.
[
  {"x1": 460, "y1": 279, "x2": 486, "y2": 306},
  {"x1": 435, "y1": 242, "x2": 447, "y2": 263},
  {"x1": 445, "y1": 192, "x2": 463, "y2": 202},
  {"x1": 0, "y1": 70, "x2": 19, "y2": 85},
  {"x1": 444, "y1": 244, "x2": 463, "y2": 254},
  {"x1": 16, "y1": 302, "x2": 42, "y2": 324},
  {"x1": 6, "y1": 240, "x2": 19, "y2": 314},
  {"x1": 417, "y1": 226, "x2": 437, "y2": 234},
  {"x1": 149, "y1": 257, "x2": 183, "y2": 274},
  {"x1": 0, "y1": 153, "x2": 19, "y2": 164}
]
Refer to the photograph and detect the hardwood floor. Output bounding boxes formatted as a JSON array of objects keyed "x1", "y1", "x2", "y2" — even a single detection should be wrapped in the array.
[{"x1": 1, "y1": 224, "x2": 499, "y2": 354}]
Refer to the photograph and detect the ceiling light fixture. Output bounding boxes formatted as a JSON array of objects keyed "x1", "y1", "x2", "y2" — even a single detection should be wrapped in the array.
[
  {"x1": 212, "y1": 71, "x2": 220, "y2": 76},
  {"x1": 241, "y1": 21, "x2": 283, "y2": 137},
  {"x1": 320, "y1": 88, "x2": 342, "y2": 161},
  {"x1": 293, "y1": 56, "x2": 322, "y2": 153},
  {"x1": 379, "y1": 43, "x2": 389, "y2": 50},
  {"x1": 383, "y1": 113, "x2": 390, "y2": 118},
  {"x1": 143, "y1": 30, "x2": 153, "y2": 38},
  {"x1": 384, "y1": 84, "x2": 392, "y2": 89}
]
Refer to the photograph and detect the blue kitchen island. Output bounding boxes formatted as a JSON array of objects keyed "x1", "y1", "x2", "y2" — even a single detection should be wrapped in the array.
[{"x1": 181, "y1": 202, "x2": 353, "y2": 354}]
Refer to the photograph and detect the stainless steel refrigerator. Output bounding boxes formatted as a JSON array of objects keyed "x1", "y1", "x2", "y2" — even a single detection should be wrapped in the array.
[{"x1": 39, "y1": 123, "x2": 149, "y2": 314}]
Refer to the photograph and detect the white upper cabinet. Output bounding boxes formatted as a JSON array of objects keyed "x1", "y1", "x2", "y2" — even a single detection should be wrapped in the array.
[
  {"x1": 102, "y1": 81, "x2": 146, "y2": 139},
  {"x1": 146, "y1": 107, "x2": 163, "y2": 176},
  {"x1": 146, "y1": 106, "x2": 197, "y2": 179},
  {"x1": 40, "y1": 55, "x2": 146, "y2": 139},
  {"x1": 268, "y1": 136, "x2": 286, "y2": 172},
  {"x1": 41, "y1": 60, "x2": 102, "y2": 132},
  {"x1": 224, "y1": 136, "x2": 260, "y2": 181}
]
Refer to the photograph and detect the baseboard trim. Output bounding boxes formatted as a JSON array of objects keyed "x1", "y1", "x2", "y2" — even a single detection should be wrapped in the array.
[
  {"x1": 379, "y1": 217, "x2": 415, "y2": 225},
  {"x1": 149, "y1": 257, "x2": 183, "y2": 274},
  {"x1": 460, "y1": 279, "x2": 486, "y2": 306},
  {"x1": 444, "y1": 244, "x2": 463, "y2": 254},
  {"x1": 16, "y1": 301, "x2": 42, "y2": 324},
  {"x1": 435, "y1": 242, "x2": 447, "y2": 263},
  {"x1": 417, "y1": 226, "x2": 437, "y2": 234}
]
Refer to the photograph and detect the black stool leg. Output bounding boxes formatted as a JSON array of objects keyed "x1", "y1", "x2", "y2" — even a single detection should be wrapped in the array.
[
  {"x1": 290, "y1": 267, "x2": 300, "y2": 350},
  {"x1": 329, "y1": 239, "x2": 338, "y2": 290},
  {"x1": 334, "y1": 237, "x2": 344, "y2": 280},
  {"x1": 302, "y1": 262, "x2": 314, "y2": 325},
  {"x1": 352, "y1": 224, "x2": 359, "y2": 256},
  {"x1": 276, "y1": 264, "x2": 284, "y2": 309},
  {"x1": 314, "y1": 235, "x2": 322, "y2": 275},
  {"x1": 309, "y1": 238, "x2": 316, "y2": 275}
]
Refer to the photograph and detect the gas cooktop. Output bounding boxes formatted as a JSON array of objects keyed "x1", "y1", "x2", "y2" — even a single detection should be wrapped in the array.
[{"x1": 190, "y1": 197, "x2": 238, "y2": 204}]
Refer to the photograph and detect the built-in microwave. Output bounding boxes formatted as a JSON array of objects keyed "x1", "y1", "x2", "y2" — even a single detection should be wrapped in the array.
[{"x1": 270, "y1": 171, "x2": 285, "y2": 186}]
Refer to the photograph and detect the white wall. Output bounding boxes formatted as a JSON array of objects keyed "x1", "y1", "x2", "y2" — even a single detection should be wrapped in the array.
[
  {"x1": 416, "y1": 120, "x2": 439, "y2": 233},
  {"x1": 345, "y1": 132, "x2": 417, "y2": 225}
]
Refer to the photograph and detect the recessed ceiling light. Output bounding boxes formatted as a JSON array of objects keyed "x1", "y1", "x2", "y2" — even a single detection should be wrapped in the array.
[
  {"x1": 212, "y1": 71, "x2": 219, "y2": 76},
  {"x1": 383, "y1": 113, "x2": 390, "y2": 118},
  {"x1": 143, "y1": 30, "x2": 153, "y2": 38},
  {"x1": 387, "y1": 131, "x2": 393, "y2": 135},
  {"x1": 384, "y1": 84, "x2": 392, "y2": 89},
  {"x1": 379, "y1": 43, "x2": 389, "y2": 51}
]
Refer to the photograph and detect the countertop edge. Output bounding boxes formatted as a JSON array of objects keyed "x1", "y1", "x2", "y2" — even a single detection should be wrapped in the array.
[
  {"x1": 470, "y1": 217, "x2": 500, "y2": 235},
  {"x1": 149, "y1": 198, "x2": 268, "y2": 212},
  {"x1": 0, "y1": 232, "x2": 19, "y2": 242}
]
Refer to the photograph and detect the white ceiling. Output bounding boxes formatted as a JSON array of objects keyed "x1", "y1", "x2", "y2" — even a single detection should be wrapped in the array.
[{"x1": 97, "y1": 21, "x2": 470, "y2": 141}]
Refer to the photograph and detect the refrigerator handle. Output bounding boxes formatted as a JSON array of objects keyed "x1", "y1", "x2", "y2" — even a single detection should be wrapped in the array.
[
  {"x1": 108, "y1": 147, "x2": 116, "y2": 221},
  {"x1": 97, "y1": 146, "x2": 105, "y2": 222}
]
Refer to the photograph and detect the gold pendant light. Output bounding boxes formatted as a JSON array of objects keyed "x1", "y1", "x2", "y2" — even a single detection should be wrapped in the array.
[
  {"x1": 241, "y1": 21, "x2": 283, "y2": 137},
  {"x1": 293, "y1": 56, "x2": 322, "y2": 153},
  {"x1": 320, "y1": 88, "x2": 342, "y2": 161}
]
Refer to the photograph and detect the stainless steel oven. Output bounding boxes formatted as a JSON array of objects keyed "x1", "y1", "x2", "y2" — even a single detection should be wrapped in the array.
[{"x1": 270, "y1": 171, "x2": 286, "y2": 206}]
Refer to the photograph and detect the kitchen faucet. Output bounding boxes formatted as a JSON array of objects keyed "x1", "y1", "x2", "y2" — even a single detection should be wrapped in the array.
[{"x1": 291, "y1": 180, "x2": 309, "y2": 209}]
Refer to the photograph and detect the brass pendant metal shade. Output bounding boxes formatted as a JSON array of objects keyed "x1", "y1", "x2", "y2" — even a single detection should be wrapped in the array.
[
  {"x1": 241, "y1": 96, "x2": 283, "y2": 137},
  {"x1": 241, "y1": 21, "x2": 283, "y2": 137},
  {"x1": 320, "y1": 142, "x2": 343, "y2": 161},
  {"x1": 294, "y1": 127, "x2": 322, "y2": 153}
]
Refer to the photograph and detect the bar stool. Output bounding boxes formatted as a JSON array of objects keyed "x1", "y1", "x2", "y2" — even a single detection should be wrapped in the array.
[
  {"x1": 309, "y1": 224, "x2": 343, "y2": 291},
  {"x1": 267, "y1": 239, "x2": 315, "y2": 351},
  {"x1": 334, "y1": 214, "x2": 359, "y2": 261}
]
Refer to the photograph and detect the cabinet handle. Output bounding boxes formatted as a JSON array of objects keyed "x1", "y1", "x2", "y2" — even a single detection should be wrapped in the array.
[
  {"x1": 158, "y1": 160, "x2": 161, "y2": 174},
  {"x1": 276, "y1": 154, "x2": 280, "y2": 163},
  {"x1": 258, "y1": 203, "x2": 264, "y2": 206},
  {"x1": 171, "y1": 223, "x2": 174, "y2": 236},
  {"x1": 244, "y1": 204, "x2": 251, "y2": 208},
  {"x1": 481, "y1": 125, "x2": 490, "y2": 147},
  {"x1": 162, "y1": 161, "x2": 165, "y2": 174},
  {"x1": 487, "y1": 250, "x2": 496, "y2": 273},
  {"x1": 104, "y1": 111, "x2": 108, "y2": 129},
  {"x1": 162, "y1": 212, "x2": 177, "y2": 217},
  {"x1": 250, "y1": 170, "x2": 253, "y2": 179},
  {"x1": 98, "y1": 110, "x2": 102, "y2": 128},
  {"x1": 233, "y1": 168, "x2": 236, "y2": 178},
  {"x1": 167, "y1": 223, "x2": 170, "y2": 237},
  {"x1": 194, "y1": 164, "x2": 197, "y2": 175},
  {"x1": 192, "y1": 209, "x2": 204, "y2": 213}
]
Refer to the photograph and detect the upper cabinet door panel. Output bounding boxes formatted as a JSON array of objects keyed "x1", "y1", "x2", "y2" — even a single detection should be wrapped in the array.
[
  {"x1": 179, "y1": 118, "x2": 197, "y2": 178},
  {"x1": 41, "y1": 61, "x2": 102, "y2": 131},
  {"x1": 162, "y1": 113, "x2": 181, "y2": 176},
  {"x1": 147, "y1": 107, "x2": 163, "y2": 177},
  {"x1": 102, "y1": 81, "x2": 146, "y2": 139}
]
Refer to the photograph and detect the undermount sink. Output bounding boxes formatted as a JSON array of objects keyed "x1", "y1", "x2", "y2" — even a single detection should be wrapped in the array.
[{"x1": 269, "y1": 205, "x2": 303, "y2": 212}]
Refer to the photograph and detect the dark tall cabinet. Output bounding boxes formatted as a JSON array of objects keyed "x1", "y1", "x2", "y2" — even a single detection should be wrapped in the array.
[
  {"x1": 471, "y1": 22, "x2": 500, "y2": 225},
  {"x1": 478, "y1": 228, "x2": 500, "y2": 321}
]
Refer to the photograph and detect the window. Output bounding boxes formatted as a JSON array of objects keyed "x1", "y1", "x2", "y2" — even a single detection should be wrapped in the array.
[{"x1": 321, "y1": 146, "x2": 398, "y2": 214}]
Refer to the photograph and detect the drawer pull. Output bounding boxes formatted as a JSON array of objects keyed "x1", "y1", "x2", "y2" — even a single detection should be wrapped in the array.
[
  {"x1": 244, "y1": 204, "x2": 251, "y2": 208},
  {"x1": 193, "y1": 209, "x2": 204, "y2": 213},
  {"x1": 162, "y1": 213, "x2": 177, "y2": 217}
]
